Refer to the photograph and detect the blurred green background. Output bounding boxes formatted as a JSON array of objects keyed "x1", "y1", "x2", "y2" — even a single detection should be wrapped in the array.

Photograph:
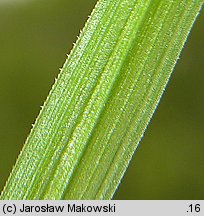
[{"x1": 0, "y1": 0, "x2": 203, "y2": 199}]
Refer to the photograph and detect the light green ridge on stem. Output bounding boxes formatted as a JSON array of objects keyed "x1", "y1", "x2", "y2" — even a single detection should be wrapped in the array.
[{"x1": 1, "y1": 0, "x2": 203, "y2": 200}]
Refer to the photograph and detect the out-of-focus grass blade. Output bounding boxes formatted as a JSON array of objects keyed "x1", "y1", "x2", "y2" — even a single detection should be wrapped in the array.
[{"x1": 1, "y1": 0, "x2": 203, "y2": 200}]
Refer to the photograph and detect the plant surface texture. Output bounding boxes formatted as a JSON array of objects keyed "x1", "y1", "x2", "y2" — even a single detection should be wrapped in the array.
[{"x1": 1, "y1": 0, "x2": 203, "y2": 200}]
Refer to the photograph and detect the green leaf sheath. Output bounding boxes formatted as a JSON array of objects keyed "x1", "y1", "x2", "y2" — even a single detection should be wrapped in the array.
[{"x1": 1, "y1": 0, "x2": 202, "y2": 200}]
